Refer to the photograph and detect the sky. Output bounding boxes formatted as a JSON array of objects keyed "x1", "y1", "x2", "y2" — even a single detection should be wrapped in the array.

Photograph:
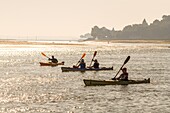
[{"x1": 0, "y1": 0, "x2": 170, "y2": 40}]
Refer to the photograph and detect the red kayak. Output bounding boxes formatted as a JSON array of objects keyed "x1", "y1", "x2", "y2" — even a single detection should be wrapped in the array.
[{"x1": 39, "y1": 61, "x2": 64, "y2": 66}]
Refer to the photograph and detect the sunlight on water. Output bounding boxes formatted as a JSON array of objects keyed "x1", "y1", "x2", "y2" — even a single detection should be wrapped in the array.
[{"x1": 0, "y1": 42, "x2": 170, "y2": 112}]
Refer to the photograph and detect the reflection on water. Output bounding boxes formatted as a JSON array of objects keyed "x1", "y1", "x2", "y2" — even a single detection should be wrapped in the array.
[{"x1": 0, "y1": 42, "x2": 170, "y2": 112}]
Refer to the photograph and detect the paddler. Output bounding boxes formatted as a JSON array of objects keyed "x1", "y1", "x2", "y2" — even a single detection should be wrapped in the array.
[
  {"x1": 90, "y1": 59, "x2": 99, "y2": 68},
  {"x1": 112, "y1": 67, "x2": 128, "y2": 81},
  {"x1": 48, "y1": 56, "x2": 58, "y2": 63}
]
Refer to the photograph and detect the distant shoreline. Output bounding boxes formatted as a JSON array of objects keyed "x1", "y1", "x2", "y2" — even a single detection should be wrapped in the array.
[
  {"x1": 0, "y1": 39, "x2": 170, "y2": 45},
  {"x1": 95, "y1": 39, "x2": 170, "y2": 44},
  {"x1": 0, "y1": 40, "x2": 83, "y2": 46}
]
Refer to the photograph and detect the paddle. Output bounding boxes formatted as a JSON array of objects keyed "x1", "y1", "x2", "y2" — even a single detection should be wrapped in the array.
[
  {"x1": 89, "y1": 51, "x2": 97, "y2": 67},
  {"x1": 113, "y1": 56, "x2": 130, "y2": 80},
  {"x1": 75, "y1": 53, "x2": 86, "y2": 66},
  {"x1": 41, "y1": 52, "x2": 50, "y2": 59}
]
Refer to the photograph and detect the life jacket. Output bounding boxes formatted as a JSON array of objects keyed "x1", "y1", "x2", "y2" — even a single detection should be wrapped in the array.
[
  {"x1": 120, "y1": 73, "x2": 128, "y2": 81},
  {"x1": 80, "y1": 63, "x2": 86, "y2": 69},
  {"x1": 93, "y1": 62, "x2": 99, "y2": 68}
]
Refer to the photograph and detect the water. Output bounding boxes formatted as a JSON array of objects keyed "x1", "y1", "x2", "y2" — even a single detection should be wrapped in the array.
[{"x1": 0, "y1": 41, "x2": 170, "y2": 113}]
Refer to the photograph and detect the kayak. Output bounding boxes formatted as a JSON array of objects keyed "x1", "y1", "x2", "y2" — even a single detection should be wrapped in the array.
[
  {"x1": 61, "y1": 67, "x2": 113, "y2": 72},
  {"x1": 39, "y1": 61, "x2": 64, "y2": 66},
  {"x1": 40, "y1": 62, "x2": 64, "y2": 66},
  {"x1": 83, "y1": 78, "x2": 150, "y2": 86}
]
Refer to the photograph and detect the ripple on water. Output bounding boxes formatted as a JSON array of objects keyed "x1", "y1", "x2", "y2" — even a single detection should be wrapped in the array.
[{"x1": 0, "y1": 43, "x2": 170, "y2": 112}]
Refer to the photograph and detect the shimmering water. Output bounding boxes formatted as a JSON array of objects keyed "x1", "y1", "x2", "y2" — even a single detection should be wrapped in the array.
[{"x1": 0, "y1": 41, "x2": 170, "y2": 113}]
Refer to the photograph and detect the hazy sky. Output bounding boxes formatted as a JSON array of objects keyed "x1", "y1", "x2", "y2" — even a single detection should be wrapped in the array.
[{"x1": 0, "y1": 0, "x2": 170, "y2": 39}]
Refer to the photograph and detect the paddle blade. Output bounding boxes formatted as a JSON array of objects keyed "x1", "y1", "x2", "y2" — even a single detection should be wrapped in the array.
[
  {"x1": 89, "y1": 51, "x2": 97, "y2": 67},
  {"x1": 81, "y1": 53, "x2": 86, "y2": 59},
  {"x1": 113, "y1": 56, "x2": 130, "y2": 79},
  {"x1": 124, "y1": 56, "x2": 130, "y2": 65},
  {"x1": 93, "y1": 51, "x2": 97, "y2": 58},
  {"x1": 75, "y1": 53, "x2": 86, "y2": 66},
  {"x1": 41, "y1": 52, "x2": 47, "y2": 57}
]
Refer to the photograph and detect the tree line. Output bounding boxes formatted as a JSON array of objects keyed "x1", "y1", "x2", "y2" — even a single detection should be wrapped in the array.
[{"x1": 81, "y1": 15, "x2": 170, "y2": 40}]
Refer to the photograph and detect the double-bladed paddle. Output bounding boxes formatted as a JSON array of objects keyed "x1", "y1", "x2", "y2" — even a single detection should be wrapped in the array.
[
  {"x1": 113, "y1": 56, "x2": 130, "y2": 79},
  {"x1": 41, "y1": 52, "x2": 50, "y2": 59},
  {"x1": 75, "y1": 53, "x2": 86, "y2": 66},
  {"x1": 89, "y1": 51, "x2": 97, "y2": 67}
]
